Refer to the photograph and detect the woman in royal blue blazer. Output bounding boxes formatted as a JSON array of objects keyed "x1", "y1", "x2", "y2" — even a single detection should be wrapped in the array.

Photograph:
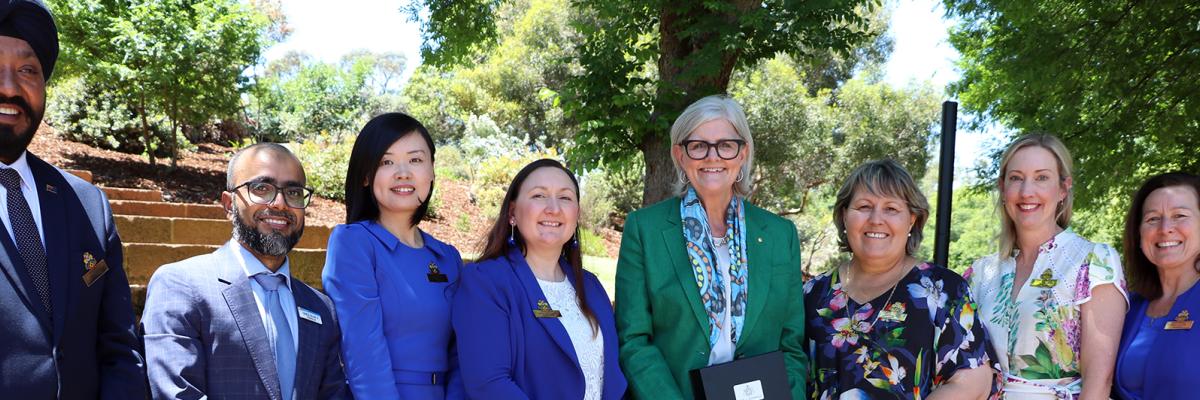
[
  {"x1": 322, "y1": 113, "x2": 464, "y2": 399},
  {"x1": 1114, "y1": 172, "x2": 1200, "y2": 399},
  {"x1": 452, "y1": 159, "x2": 626, "y2": 400}
]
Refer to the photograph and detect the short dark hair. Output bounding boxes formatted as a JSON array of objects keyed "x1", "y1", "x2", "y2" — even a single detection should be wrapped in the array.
[
  {"x1": 1123, "y1": 172, "x2": 1200, "y2": 300},
  {"x1": 833, "y1": 159, "x2": 930, "y2": 255},
  {"x1": 344, "y1": 112, "x2": 437, "y2": 225},
  {"x1": 226, "y1": 143, "x2": 303, "y2": 190}
]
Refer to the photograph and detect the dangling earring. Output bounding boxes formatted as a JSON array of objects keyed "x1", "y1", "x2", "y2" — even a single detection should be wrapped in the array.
[
  {"x1": 508, "y1": 219, "x2": 516, "y2": 246},
  {"x1": 735, "y1": 171, "x2": 744, "y2": 183},
  {"x1": 570, "y1": 234, "x2": 579, "y2": 249}
]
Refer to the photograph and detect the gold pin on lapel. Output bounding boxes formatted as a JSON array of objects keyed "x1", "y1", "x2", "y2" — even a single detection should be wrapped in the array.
[
  {"x1": 45, "y1": 184, "x2": 56, "y2": 194},
  {"x1": 1165, "y1": 310, "x2": 1194, "y2": 330},
  {"x1": 1030, "y1": 269, "x2": 1057, "y2": 288},
  {"x1": 426, "y1": 262, "x2": 448, "y2": 283},
  {"x1": 533, "y1": 300, "x2": 561, "y2": 318}
]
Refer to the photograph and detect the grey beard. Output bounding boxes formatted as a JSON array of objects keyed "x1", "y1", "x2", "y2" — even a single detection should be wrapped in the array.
[{"x1": 231, "y1": 204, "x2": 303, "y2": 257}]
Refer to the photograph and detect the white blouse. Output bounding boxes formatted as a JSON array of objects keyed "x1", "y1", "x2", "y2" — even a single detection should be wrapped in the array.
[
  {"x1": 538, "y1": 277, "x2": 605, "y2": 400},
  {"x1": 967, "y1": 229, "x2": 1128, "y2": 398}
]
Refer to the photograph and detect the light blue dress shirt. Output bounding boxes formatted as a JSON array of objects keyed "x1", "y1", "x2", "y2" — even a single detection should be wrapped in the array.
[{"x1": 232, "y1": 241, "x2": 299, "y2": 354}]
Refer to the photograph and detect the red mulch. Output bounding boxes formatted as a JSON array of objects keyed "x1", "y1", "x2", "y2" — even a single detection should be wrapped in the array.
[{"x1": 27, "y1": 124, "x2": 621, "y2": 257}]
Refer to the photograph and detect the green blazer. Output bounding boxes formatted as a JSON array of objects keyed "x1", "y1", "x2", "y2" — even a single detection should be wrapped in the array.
[{"x1": 616, "y1": 197, "x2": 808, "y2": 400}]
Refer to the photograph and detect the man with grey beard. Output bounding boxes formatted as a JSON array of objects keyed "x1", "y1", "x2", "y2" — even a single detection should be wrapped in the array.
[{"x1": 141, "y1": 143, "x2": 349, "y2": 400}]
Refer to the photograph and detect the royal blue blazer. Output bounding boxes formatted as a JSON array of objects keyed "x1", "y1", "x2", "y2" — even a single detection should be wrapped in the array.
[
  {"x1": 452, "y1": 246, "x2": 627, "y2": 400},
  {"x1": 1114, "y1": 285, "x2": 1200, "y2": 400},
  {"x1": 323, "y1": 221, "x2": 465, "y2": 399}
]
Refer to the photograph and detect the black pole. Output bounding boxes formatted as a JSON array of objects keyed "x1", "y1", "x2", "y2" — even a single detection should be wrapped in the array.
[{"x1": 934, "y1": 101, "x2": 957, "y2": 268}]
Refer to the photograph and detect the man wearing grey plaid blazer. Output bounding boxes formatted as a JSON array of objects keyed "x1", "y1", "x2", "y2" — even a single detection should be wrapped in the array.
[{"x1": 142, "y1": 143, "x2": 349, "y2": 400}]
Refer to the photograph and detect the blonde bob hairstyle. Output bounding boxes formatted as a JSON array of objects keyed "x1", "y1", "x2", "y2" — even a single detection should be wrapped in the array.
[
  {"x1": 995, "y1": 133, "x2": 1075, "y2": 258},
  {"x1": 669, "y1": 95, "x2": 755, "y2": 198},
  {"x1": 832, "y1": 159, "x2": 931, "y2": 256}
]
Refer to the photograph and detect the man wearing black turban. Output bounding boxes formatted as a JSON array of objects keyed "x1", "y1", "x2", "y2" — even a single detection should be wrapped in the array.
[{"x1": 0, "y1": 1, "x2": 147, "y2": 398}]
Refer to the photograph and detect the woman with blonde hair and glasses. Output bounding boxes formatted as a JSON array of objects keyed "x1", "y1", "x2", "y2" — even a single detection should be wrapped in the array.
[
  {"x1": 616, "y1": 95, "x2": 808, "y2": 399},
  {"x1": 966, "y1": 134, "x2": 1127, "y2": 399}
]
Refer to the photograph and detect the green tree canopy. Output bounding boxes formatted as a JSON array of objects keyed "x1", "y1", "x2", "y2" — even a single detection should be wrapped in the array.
[
  {"x1": 944, "y1": 0, "x2": 1200, "y2": 241},
  {"x1": 51, "y1": 0, "x2": 273, "y2": 166},
  {"x1": 409, "y1": 0, "x2": 882, "y2": 205}
]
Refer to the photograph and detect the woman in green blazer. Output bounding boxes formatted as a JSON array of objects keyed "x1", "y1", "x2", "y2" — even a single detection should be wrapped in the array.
[{"x1": 615, "y1": 95, "x2": 807, "y2": 399}]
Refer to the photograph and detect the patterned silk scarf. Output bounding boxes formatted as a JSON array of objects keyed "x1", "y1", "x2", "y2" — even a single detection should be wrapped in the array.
[{"x1": 680, "y1": 187, "x2": 749, "y2": 348}]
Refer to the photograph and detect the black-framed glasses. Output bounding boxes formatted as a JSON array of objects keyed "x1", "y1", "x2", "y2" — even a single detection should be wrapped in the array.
[
  {"x1": 228, "y1": 181, "x2": 315, "y2": 209},
  {"x1": 679, "y1": 139, "x2": 746, "y2": 160}
]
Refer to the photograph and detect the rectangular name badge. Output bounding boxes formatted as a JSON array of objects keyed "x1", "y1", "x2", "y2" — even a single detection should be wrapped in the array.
[
  {"x1": 298, "y1": 307, "x2": 323, "y2": 325},
  {"x1": 1165, "y1": 310, "x2": 1194, "y2": 330},
  {"x1": 82, "y1": 259, "x2": 109, "y2": 287},
  {"x1": 733, "y1": 380, "x2": 765, "y2": 400},
  {"x1": 533, "y1": 300, "x2": 561, "y2": 318}
]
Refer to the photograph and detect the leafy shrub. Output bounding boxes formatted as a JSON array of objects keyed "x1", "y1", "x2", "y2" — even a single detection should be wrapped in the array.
[
  {"x1": 579, "y1": 228, "x2": 607, "y2": 258},
  {"x1": 289, "y1": 132, "x2": 354, "y2": 201},
  {"x1": 580, "y1": 170, "x2": 616, "y2": 230},
  {"x1": 46, "y1": 77, "x2": 172, "y2": 156},
  {"x1": 435, "y1": 144, "x2": 469, "y2": 181}
]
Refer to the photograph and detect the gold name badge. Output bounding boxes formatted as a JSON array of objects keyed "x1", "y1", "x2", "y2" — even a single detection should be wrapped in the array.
[
  {"x1": 1030, "y1": 269, "x2": 1058, "y2": 288},
  {"x1": 533, "y1": 300, "x2": 561, "y2": 318},
  {"x1": 1165, "y1": 310, "x2": 1194, "y2": 330}
]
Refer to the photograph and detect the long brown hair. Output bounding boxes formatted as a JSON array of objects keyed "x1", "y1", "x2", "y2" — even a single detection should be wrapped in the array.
[
  {"x1": 1123, "y1": 172, "x2": 1200, "y2": 300},
  {"x1": 477, "y1": 159, "x2": 598, "y2": 335}
]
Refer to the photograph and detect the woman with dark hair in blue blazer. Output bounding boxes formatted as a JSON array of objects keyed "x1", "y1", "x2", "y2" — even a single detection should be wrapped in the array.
[
  {"x1": 1114, "y1": 172, "x2": 1200, "y2": 399},
  {"x1": 322, "y1": 112, "x2": 464, "y2": 399},
  {"x1": 452, "y1": 159, "x2": 626, "y2": 400}
]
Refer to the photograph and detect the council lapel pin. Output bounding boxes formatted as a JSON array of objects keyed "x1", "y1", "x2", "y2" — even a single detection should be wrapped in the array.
[
  {"x1": 533, "y1": 300, "x2": 561, "y2": 318},
  {"x1": 1030, "y1": 269, "x2": 1057, "y2": 288}
]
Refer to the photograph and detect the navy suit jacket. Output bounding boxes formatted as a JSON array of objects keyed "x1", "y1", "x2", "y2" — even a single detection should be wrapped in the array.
[
  {"x1": 1114, "y1": 287, "x2": 1200, "y2": 400},
  {"x1": 141, "y1": 241, "x2": 349, "y2": 400},
  {"x1": 452, "y1": 246, "x2": 626, "y2": 400},
  {"x1": 0, "y1": 152, "x2": 146, "y2": 399}
]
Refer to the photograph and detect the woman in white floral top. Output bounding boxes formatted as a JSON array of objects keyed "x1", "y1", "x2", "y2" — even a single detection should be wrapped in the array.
[{"x1": 966, "y1": 134, "x2": 1128, "y2": 399}]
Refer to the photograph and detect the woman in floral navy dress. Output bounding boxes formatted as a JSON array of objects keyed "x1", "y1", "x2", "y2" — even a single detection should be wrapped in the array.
[{"x1": 806, "y1": 160, "x2": 996, "y2": 399}]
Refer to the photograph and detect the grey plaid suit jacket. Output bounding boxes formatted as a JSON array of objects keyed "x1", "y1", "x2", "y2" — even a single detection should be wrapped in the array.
[{"x1": 141, "y1": 241, "x2": 349, "y2": 400}]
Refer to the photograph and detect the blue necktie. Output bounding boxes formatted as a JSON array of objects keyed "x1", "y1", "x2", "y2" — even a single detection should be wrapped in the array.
[
  {"x1": 253, "y1": 273, "x2": 295, "y2": 400},
  {"x1": 0, "y1": 169, "x2": 50, "y2": 314}
]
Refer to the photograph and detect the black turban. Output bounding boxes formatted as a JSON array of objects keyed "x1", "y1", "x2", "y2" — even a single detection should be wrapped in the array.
[{"x1": 0, "y1": 0, "x2": 58, "y2": 82}]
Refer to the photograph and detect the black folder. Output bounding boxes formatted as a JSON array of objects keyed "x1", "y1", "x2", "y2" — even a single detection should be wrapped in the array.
[{"x1": 691, "y1": 351, "x2": 792, "y2": 400}]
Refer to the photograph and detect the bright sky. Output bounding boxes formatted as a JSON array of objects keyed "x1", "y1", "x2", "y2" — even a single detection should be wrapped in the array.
[{"x1": 265, "y1": 0, "x2": 996, "y2": 183}]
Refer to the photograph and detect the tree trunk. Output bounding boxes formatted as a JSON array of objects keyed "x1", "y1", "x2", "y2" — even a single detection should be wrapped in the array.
[
  {"x1": 138, "y1": 94, "x2": 157, "y2": 166},
  {"x1": 640, "y1": 134, "x2": 677, "y2": 205},
  {"x1": 640, "y1": 1, "x2": 756, "y2": 206}
]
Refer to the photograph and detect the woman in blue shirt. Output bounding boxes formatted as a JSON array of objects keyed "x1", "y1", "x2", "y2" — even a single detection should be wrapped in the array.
[
  {"x1": 1115, "y1": 172, "x2": 1200, "y2": 399},
  {"x1": 322, "y1": 112, "x2": 464, "y2": 399}
]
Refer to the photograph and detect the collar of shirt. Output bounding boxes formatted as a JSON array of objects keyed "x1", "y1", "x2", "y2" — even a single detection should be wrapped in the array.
[
  {"x1": 230, "y1": 239, "x2": 292, "y2": 288},
  {"x1": 0, "y1": 151, "x2": 37, "y2": 192},
  {"x1": 362, "y1": 219, "x2": 447, "y2": 258}
]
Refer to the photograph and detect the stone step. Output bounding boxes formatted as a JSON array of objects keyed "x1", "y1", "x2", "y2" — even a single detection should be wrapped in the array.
[
  {"x1": 122, "y1": 242, "x2": 326, "y2": 290},
  {"x1": 101, "y1": 187, "x2": 163, "y2": 202},
  {"x1": 110, "y1": 200, "x2": 226, "y2": 219},
  {"x1": 66, "y1": 169, "x2": 92, "y2": 183},
  {"x1": 115, "y1": 215, "x2": 331, "y2": 249}
]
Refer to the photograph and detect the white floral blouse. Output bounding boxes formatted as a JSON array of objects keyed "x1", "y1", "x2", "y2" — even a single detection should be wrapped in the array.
[{"x1": 966, "y1": 229, "x2": 1127, "y2": 399}]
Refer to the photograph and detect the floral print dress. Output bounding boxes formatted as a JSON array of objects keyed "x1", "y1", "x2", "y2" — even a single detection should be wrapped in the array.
[
  {"x1": 966, "y1": 229, "x2": 1127, "y2": 399},
  {"x1": 805, "y1": 262, "x2": 993, "y2": 399}
]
